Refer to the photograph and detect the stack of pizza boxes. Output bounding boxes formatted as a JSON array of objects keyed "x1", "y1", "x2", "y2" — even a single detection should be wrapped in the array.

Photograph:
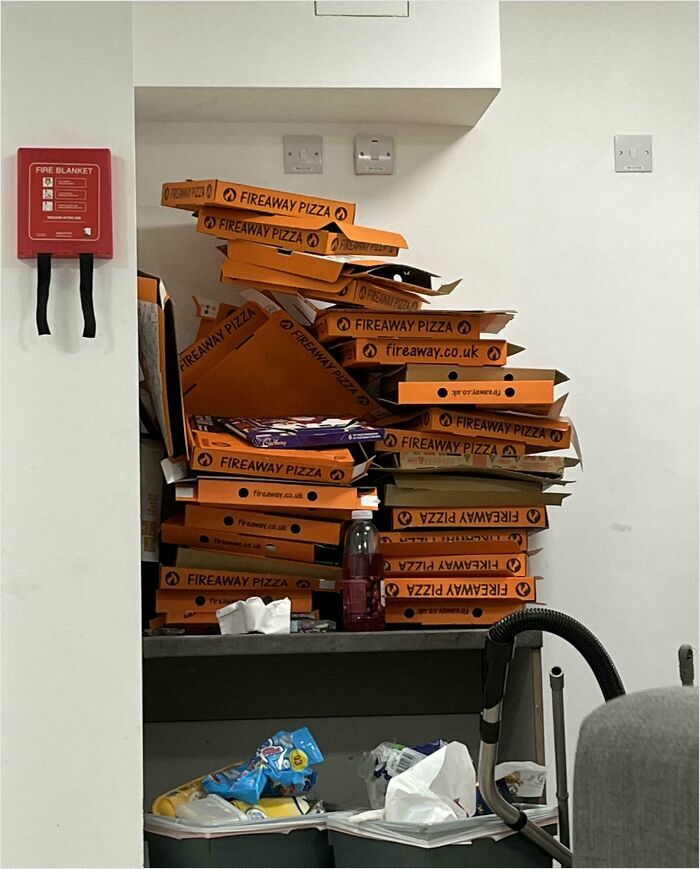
[
  {"x1": 154, "y1": 179, "x2": 407, "y2": 630},
  {"x1": 152, "y1": 178, "x2": 578, "y2": 630},
  {"x1": 313, "y1": 306, "x2": 579, "y2": 629}
]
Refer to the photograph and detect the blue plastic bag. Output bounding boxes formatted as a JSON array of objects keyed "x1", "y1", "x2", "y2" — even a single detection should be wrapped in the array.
[{"x1": 201, "y1": 727, "x2": 324, "y2": 804}]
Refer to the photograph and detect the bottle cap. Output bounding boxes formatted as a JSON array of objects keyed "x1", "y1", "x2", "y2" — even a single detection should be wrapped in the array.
[{"x1": 351, "y1": 510, "x2": 373, "y2": 520}]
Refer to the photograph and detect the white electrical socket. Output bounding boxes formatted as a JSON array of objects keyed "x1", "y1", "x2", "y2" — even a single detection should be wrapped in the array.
[
  {"x1": 354, "y1": 135, "x2": 395, "y2": 175},
  {"x1": 284, "y1": 135, "x2": 323, "y2": 174},
  {"x1": 614, "y1": 135, "x2": 652, "y2": 172}
]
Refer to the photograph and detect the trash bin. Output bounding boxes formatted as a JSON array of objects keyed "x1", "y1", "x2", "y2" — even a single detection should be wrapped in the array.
[
  {"x1": 144, "y1": 813, "x2": 333, "y2": 868},
  {"x1": 326, "y1": 807, "x2": 558, "y2": 868}
]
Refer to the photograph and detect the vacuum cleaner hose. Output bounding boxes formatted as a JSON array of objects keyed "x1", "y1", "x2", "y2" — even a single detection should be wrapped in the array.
[{"x1": 489, "y1": 607, "x2": 625, "y2": 700}]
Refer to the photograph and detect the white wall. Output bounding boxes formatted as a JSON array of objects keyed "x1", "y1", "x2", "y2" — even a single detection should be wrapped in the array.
[
  {"x1": 0, "y1": 2, "x2": 143, "y2": 867},
  {"x1": 136, "y1": 0, "x2": 699, "y2": 803}
]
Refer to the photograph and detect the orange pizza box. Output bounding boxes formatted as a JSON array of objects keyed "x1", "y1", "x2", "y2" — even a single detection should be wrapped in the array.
[
  {"x1": 376, "y1": 428, "x2": 525, "y2": 458},
  {"x1": 179, "y1": 308, "x2": 389, "y2": 421},
  {"x1": 156, "y1": 589, "x2": 313, "y2": 618},
  {"x1": 382, "y1": 575, "x2": 536, "y2": 601},
  {"x1": 391, "y1": 505, "x2": 549, "y2": 530},
  {"x1": 174, "y1": 546, "x2": 342, "y2": 583},
  {"x1": 176, "y1": 477, "x2": 379, "y2": 511},
  {"x1": 339, "y1": 338, "x2": 523, "y2": 369},
  {"x1": 382, "y1": 551, "x2": 528, "y2": 577},
  {"x1": 184, "y1": 505, "x2": 344, "y2": 545},
  {"x1": 161, "y1": 516, "x2": 338, "y2": 565},
  {"x1": 161, "y1": 179, "x2": 356, "y2": 222},
  {"x1": 225, "y1": 241, "x2": 451, "y2": 296},
  {"x1": 380, "y1": 538, "x2": 522, "y2": 557},
  {"x1": 186, "y1": 416, "x2": 370, "y2": 484},
  {"x1": 390, "y1": 451, "x2": 573, "y2": 479},
  {"x1": 198, "y1": 207, "x2": 407, "y2": 257},
  {"x1": 158, "y1": 565, "x2": 337, "y2": 594},
  {"x1": 396, "y1": 380, "x2": 554, "y2": 407},
  {"x1": 137, "y1": 272, "x2": 187, "y2": 461},
  {"x1": 384, "y1": 600, "x2": 525, "y2": 626},
  {"x1": 391, "y1": 365, "x2": 568, "y2": 385},
  {"x1": 315, "y1": 310, "x2": 515, "y2": 344},
  {"x1": 220, "y1": 258, "x2": 425, "y2": 312},
  {"x1": 416, "y1": 407, "x2": 573, "y2": 451},
  {"x1": 379, "y1": 529, "x2": 529, "y2": 549}
]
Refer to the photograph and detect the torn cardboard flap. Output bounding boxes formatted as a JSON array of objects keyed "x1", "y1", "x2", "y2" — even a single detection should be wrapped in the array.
[
  {"x1": 137, "y1": 272, "x2": 187, "y2": 461},
  {"x1": 198, "y1": 207, "x2": 407, "y2": 257},
  {"x1": 161, "y1": 179, "x2": 356, "y2": 223},
  {"x1": 179, "y1": 308, "x2": 391, "y2": 422}
]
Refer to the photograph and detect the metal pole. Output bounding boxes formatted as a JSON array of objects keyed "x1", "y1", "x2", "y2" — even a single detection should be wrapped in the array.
[
  {"x1": 549, "y1": 666, "x2": 571, "y2": 849},
  {"x1": 679, "y1": 645, "x2": 695, "y2": 687}
]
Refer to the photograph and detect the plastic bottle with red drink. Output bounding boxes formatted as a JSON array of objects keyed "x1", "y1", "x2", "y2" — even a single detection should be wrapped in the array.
[{"x1": 342, "y1": 510, "x2": 384, "y2": 632}]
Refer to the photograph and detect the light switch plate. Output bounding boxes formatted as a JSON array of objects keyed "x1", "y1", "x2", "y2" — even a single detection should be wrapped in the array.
[
  {"x1": 614, "y1": 135, "x2": 652, "y2": 172},
  {"x1": 354, "y1": 135, "x2": 394, "y2": 175},
  {"x1": 284, "y1": 135, "x2": 323, "y2": 174}
]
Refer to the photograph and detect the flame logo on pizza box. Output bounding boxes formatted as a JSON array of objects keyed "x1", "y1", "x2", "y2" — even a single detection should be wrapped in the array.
[
  {"x1": 280, "y1": 319, "x2": 294, "y2": 331},
  {"x1": 457, "y1": 320, "x2": 472, "y2": 335},
  {"x1": 164, "y1": 571, "x2": 180, "y2": 587},
  {"x1": 503, "y1": 445, "x2": 517, "y2": 457},
  {"x1": 383, "y1": 433, "x2": 397, "y2": 448},
  {"x1": 397, "y1": 511, "x2": 412, "y2": 526},
  {"x1": 334, "y1": 207, "x2": 349, "y2": 221},
  {"x1": 331, "y1": 237, "x2": 340, "y2": 252},
  {"x1": 330, "y1": 469, "x2": 344, "y2": 481},
  {"x1": 550, "y1": 430, "x2": 563, "y2": 443},
  {"x1": 206, "y1": 184, "x2": 213, "y2": 198},
  {"x1": 197, "y1": 452, "x2": 213, "y2": 467},
  {"x1": 526, "y1": 508, "x2": 542, "y2": 524},
  {"x1": 516, "y1": 581, "x2": 531, "y2": 598},
  {"x1": 337, "y1": 317, "x2": 351, "y2": 332},
  {"x1": 358, "y1": 286, "x2": 367, "y2": 300},
  {"x1": 297, "y1": 579, "x2": 311, "y2": 589},
  {"x1": 487, "y1": 346, "x2": 501, "y2": 361},
  {"x1": 307, "y1": 232, "x2": 320, "y2": 248},
  {"x1": 439, "y1": 412, "x2": 453, "y2": 427},
  {"x1": 222, "y1": 187, "x2": 237, "y2": 203},
  {"x1": 357, "y1": 395, "x2": 369, "y2": 406},
  {"x1": 203, "y1": 216, "x2": 216, "y2": 229},
  {"x1": 163, "y1": 187, "x2": 170, "y2": 201},
  {"x1": 506, "y1": 558, "x2": 522, "y2": 573},
  {"x1": 384, "y1": 582, "x2": 399, "y2": 597},
  {"x1": 509, "y1": 532, "x2": 523, "y2": 546},
  {"x1": 362, "y1": 343, "x2": 377, "y2": 359}
]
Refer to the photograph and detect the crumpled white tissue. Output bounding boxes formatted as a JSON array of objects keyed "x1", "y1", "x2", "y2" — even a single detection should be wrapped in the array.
[
  {"x1": 351, "y1": 742, "x2": 476, "y2": 826},
  {"x1": 216, "y1": 596, "x2": 291, "y2": 635}
]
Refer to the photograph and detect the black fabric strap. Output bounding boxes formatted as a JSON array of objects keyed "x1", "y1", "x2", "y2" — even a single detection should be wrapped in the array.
[
  {"x1": 36, "y1": 253, "x2": 52, "y2": 335},
  {"x1": 79, "y1": 253, "x2": 96, "y2": 338}
]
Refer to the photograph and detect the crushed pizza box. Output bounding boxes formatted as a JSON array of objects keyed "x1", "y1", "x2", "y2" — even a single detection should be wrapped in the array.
[
  {"x1": 184, "y1": 505, "x2": 345, "y2": 546},
  {"x1": 391, "y1": 505, "x2": 549, "y2": 530},
  {"x1": 175, "y1": 546, "x2": 343, "y2": 582},
  {"x1": 384, "y1": 601, "x2": 525, "y2": 626},
  {"x1": 198, "y1": 207, "x2": 407, "y2": 256},
  {"x1": 178, "y1": 306, "x2": 389, "y2": 421},
  {"x1": 161, "y1": 179, "x2": 356, "y2": 222},
  {"x1": 315, "y1": 309, "x2": 514, "y2": 343},
  {"x1": 339, "y1": 337, "x2": 523, "y2": 369},
  {"x1": 416, "y1": 407, "x2": 573, "y2": 451},
  {"x1": 161, "y1": 516, "x2": 338, "y2": 565},
  {"x1": 186, "y1": 416, "x2": 370, "y2": 484},
  {"x1": 224, "y1": 241, "x2": 452, "y2": 296},
  {"x1": 387, "y1": 452, "x2": 574, "y2": 479},
  {"x1": 176, "y1": 477, "x2": 380, "y2": 511},
  {"x1": 382, "y1": 576, "x2": 536, "y2": 601}
]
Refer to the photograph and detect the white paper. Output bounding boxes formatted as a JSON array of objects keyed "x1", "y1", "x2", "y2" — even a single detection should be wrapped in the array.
[
  {"x1": 494, "y1": 761, "x2": 547, "y2": 798},
  {"x1": 217, "y1": 596, "x2": 291, "y2": 635},
  {"x1": 383, "y1": 742, "x2": 476, "y2": 825}
]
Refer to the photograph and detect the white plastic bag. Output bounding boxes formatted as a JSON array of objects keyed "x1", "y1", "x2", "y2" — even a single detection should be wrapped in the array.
[
  {"x1": 383, "y1": 742, "x2": 476, "y2": 824},
  {"x1": 216, "y1": 597, "x2": 291, "y2": 635}
]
